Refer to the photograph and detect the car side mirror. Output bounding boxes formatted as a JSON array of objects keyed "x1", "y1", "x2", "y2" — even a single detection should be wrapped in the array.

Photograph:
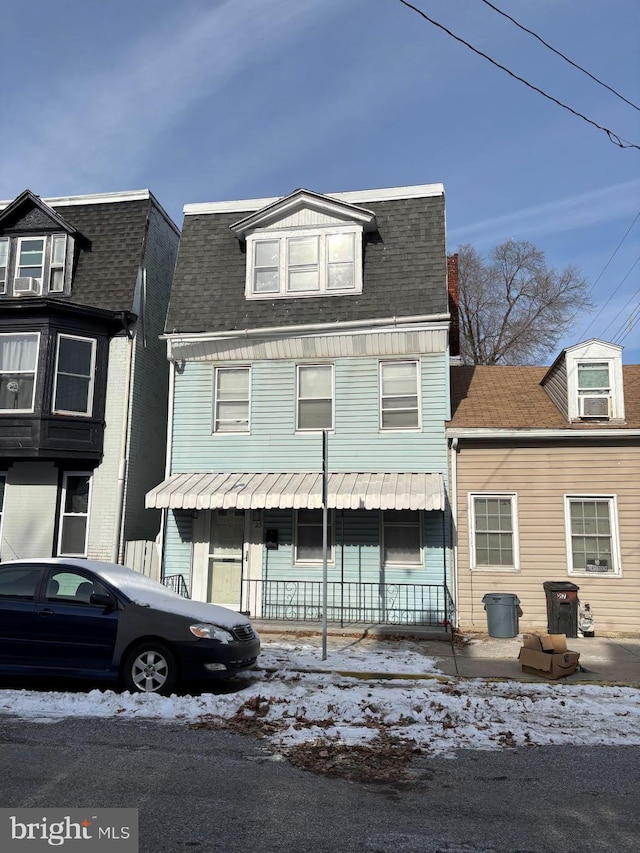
[{"x1": 90, "y1": 592, "x2": 116, "y2": 611}]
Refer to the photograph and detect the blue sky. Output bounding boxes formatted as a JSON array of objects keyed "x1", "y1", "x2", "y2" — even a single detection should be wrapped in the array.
[{"x1": 1, "y1": 0, "x2": 638, "y2": 362}]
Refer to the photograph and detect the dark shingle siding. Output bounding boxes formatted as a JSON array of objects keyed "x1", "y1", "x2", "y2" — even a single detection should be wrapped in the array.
[
  {"x1": 166, "y1": 194, "x2": 447, "y2": 333},
  {"x1": 53, "y1": 199, "x2": 151, "y2": 312}
]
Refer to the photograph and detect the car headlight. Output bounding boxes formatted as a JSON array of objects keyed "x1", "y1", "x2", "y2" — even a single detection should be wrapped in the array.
[{"x1": 189, "y1": 623, "x2": 233, "y2": 643}]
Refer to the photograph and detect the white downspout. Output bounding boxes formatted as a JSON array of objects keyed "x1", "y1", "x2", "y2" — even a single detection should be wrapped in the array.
[
  {"x1": 450, "y1": 437, "x2": 459, "y2": 629},
  {"x1": 112, "y1": 315, "x2": 136, "y2": 564},
  {"x1": 157, "y1": 355, "x2": 176, "y2": 582}
]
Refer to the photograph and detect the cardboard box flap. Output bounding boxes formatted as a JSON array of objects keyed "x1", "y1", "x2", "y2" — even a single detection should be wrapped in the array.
[
  {"x1": 546, "y1": 634, "x2": 568, "y2": 653},
  {"x1": 522, "y1": 633, "x2": 568, "y2": 653},
  {"x1": 518, "y1": 647, "x2": 553, "y2": 671}
]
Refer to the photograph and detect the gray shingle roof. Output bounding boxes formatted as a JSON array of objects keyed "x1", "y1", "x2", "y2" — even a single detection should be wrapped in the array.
[
  {"x1": 166, "y1": 192, "x2": 447, "y2": 333},
  {"x1": 53, "y1": 199, "x2": 151, "y2": 312}
]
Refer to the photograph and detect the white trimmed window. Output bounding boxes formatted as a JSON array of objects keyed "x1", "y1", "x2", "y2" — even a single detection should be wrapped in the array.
[
  {"x1": 470, "y1": 493, "x2": 519, "y2": 571},
  {"x1": 246, "y1": 226, "x2": 362, "y2": 299},
  {"x1": 382, "y1": 510, "x2": 422, "y2": 567},
  {"x1": 0, "y1": 474, "x2": 5, "y2": 560},
  {"x1": 53, "y1": 334, "x2": 96, "y2": 416},
  {"x1": 58, "y1": 473, "x2": 92, "y2": 557},
  {"x1": 380, "y1": 360, "x2": 420, "y2": 430},
  {"x1": 565, "y1": 495, "x2": 620, "y2": 576},
  {"x1": 0, "y1": 332, "x2": 39, "y2": 412},
  {"x1": 49, "y1": 235, "x2": 67, "y2": 292},
  {"x1": 296, "y1": 364, "x2": 333, "y2": 431},
  {"x1": 15, "y1": 237, "x2": 45, "y2": 293},
  {"x1": 0, "y1": 238, "x2": 8, "y2": 294},
  {"x1": 294, "y1": 509, "x2": 334, "y2": 564},
  {"x1": 213, "y1": 366, "x2": 250, "y2": 433},
  {"x1": 577, "y1": 362, "x2": 611, "y2": 419},
  {"x1": 1, "y1": 233, "x2": 71, "y2": 298}
]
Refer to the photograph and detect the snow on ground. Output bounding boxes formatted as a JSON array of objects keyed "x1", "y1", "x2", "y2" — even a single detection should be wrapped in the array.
[{"x1": 0, "y1": 640, "x2": 638, "y2": 757}]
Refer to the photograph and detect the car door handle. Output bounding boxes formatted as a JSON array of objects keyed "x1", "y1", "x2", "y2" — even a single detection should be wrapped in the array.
[{"x1": 37, "y1": 609, "x2": 55, "y2": 616}]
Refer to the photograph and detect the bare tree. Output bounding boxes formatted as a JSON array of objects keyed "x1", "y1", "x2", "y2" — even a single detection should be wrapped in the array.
[{"x1": 457, "y1": 239, "x2": 592, "y2": 365}]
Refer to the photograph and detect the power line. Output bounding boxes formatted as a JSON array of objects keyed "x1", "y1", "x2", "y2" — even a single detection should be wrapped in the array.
[
  {"x1": 479, "y1": 0, "x2": 640, "y2": 112},
  {"x1": 609, "y1": 287, "x2": 640, "y2": 343},
  {"x1": 613, "y1": 303, "x2": 640, "y2": 346},
  {"x1": 395, "y1": 0, "x2": 640, "y2": 151},
  {"x1": 570, "y1": 211, "x2": 640, "y2": 335},
  {"x1": 583, "y1": 255, "x2": 640, "y2": 339}
]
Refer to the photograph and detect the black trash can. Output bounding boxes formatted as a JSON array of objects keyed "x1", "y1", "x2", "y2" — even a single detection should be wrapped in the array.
[
  {"x1": 543, "y1": 581, "x2": 580, "y2": 637},
  {"x1": 481, "y1": 593, "x2": 521, "y2": 638}
]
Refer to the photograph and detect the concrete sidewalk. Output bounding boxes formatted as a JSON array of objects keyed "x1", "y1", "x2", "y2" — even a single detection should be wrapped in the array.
[{"x1": 253, "y1": 620, "x2": 640, "y2": 686}]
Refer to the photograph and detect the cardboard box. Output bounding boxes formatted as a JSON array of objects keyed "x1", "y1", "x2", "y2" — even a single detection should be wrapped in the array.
[{"x1": 518, "y1": 633, "x2": 580, "y2": 679}]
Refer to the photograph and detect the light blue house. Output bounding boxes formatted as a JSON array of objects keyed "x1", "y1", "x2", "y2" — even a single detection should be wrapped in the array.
[{"x1": 147, "y1": 184, "x2": 456, "y2": 626}]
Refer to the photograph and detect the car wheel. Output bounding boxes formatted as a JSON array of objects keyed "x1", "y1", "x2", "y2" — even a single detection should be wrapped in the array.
[{"x1": 122, "y1": 642, "x2": 178, "y2": 695}]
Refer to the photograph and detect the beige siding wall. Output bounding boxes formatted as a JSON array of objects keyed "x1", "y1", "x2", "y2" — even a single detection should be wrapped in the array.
[{"x1": 454, "y1": 442, "x2": 640, "y2": 635}]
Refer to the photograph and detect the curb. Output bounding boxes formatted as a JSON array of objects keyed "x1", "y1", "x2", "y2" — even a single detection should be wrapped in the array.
[{"x1": 257, "y1": 666, "x2": 639, "y2": 688}]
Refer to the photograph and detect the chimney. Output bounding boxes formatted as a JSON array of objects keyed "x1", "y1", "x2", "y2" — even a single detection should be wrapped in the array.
[{"x1": 447, "y1": 253, "x2": 460, "y2": 357}]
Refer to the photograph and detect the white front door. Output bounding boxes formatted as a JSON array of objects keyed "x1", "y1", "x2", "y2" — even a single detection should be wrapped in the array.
[{"x1": 207, "y1": 510, "x2": 245, "y2": 608}]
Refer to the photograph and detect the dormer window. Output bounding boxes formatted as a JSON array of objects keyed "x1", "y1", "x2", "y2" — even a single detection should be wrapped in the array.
[
  {"x1": 0, "y1": 238, "x2": 8, "y2": 293},
  {"x1": 0, "y1": 233, "x2": 73, "y2": 298},
  {"x1": 231, "y1": 188, "x2": 376, "y2": 302},
  {"x1": 0, "y1": 332, "x2": 39, "y2": 412},
  {"x1": 578, "y1": 362, "x2": 611, "y2": 419},
  {"x1": 246, "y1": 226, "x2": 361, "y2": 299},
  {"x1": 15, "y1": 237, "x2": 45, "y2": 293}
]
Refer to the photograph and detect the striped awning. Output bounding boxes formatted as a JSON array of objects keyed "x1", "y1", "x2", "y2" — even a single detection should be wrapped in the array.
[{"x1": 146, "y1": 472, "x2": 444, "y2": 512}]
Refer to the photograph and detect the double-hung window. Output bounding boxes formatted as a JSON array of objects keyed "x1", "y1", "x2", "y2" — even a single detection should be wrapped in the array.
[
  {"x1": 53, "y1": 335, "x2": 96, "y2": 416},
  {"x1": 380, "y1": 360, "x2": 420, "y2": 430},
  {"x1": 0, "y1": 238, "x2": 8, "y2": 293},
  {"x1": 296, "y1": 364, "x2": 333, "y2": 431},
  {"x1": 15, "y1": 237, "x2": 45, "y2": 292},
  {"x1": 294, "y1": 509, "x2": 333, "y2": 564},
  {"x1": 0, "y1": 332, "x2": 39, "y2": 412},
  {"x1": 0, "y1": 475, "x2": 5, "y2": 560},
  {"x1": 58, "y1": 473, "x2": 92, "y2": 557},
  {"x1": 565, "y1": 495, "x2": 620, "y2": 576},
  {"x1": 213, "y1": 367, "x2": 250, "y2": 433},
  {"x1": 382, "y1": 510, "x2": 422, "y2": 567},
  {"x1": 247, "y1": 227, "x2": 361, "y2": 299},
  {"x1": 577, "y1": 362, "x2": 611, "y2": 419},
  {"x1": 470, "y1": 493, "x2": 519, "y2": 571}
]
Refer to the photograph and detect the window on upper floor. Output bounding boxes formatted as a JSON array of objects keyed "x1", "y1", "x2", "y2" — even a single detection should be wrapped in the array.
[
  {"x1": 1, "y1": 233, "x2": 71, "y2": 297},
  {"x1": 213, "y1": 366, "x2": 250, "y2": 433},
  {"x1": 577, "y1": 362, "x2": 611, "y2": 419},
  {"x1": 0, "y1": 474, "x2": 5, "y2": 560},
  {"x1": 246, "y1": 226, "x2": 362, "y2": 300},
  {"x1": 382, "y1": 510, "x2": 422, "y2": 568},
  {"x1": 296, "y1": 364, "x2": 333, "y2": 431},
  {"x1": 564, "y1": 495, "x2": 620, "y2": 576},
  {"x1": 0, "y1": 332, "x2": 40, "y2": 413},
  {"x1": 0, "y1": 238, "x2": 8, "y2": 293},
  {"x1": 57, "y1": 472, "x2": 92, "y2": 557},
  {"x1": 379, "y1": 360, "x2": 420, "y2": 430},
  {"x1": 469, "y1": 493, "x2": 519, "y2": 571},
  {"x1": 53, "y1": 334, "x2": 97, "y2": 416}
]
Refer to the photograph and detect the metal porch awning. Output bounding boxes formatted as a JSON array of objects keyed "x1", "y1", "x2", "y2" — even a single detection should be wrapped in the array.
[{"x1": 146, "y1": 472, "x2": 444, "y2": 512}]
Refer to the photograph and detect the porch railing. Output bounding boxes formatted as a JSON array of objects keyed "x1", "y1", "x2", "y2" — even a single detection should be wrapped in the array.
[
  {"x1": 162, "y1": 574, "x2": 190, "y2": 598},
  {"x1": 241, "y1": 579, "x2": 454, "y2": 627}
]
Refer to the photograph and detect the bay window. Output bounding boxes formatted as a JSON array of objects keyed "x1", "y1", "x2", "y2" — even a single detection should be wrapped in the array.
[{"x1": 0, "y1": 332, "x2": 39, "y2": 412}]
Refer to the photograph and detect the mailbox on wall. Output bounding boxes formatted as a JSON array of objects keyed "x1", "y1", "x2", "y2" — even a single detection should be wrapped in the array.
[{"x1": 265, "y1": 529, "x2": 279, "y2": 550}]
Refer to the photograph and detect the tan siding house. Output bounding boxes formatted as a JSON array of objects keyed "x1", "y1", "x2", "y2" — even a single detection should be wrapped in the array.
[{"x1": 447, "y1": 341, "x2": 640, "y2": 636}]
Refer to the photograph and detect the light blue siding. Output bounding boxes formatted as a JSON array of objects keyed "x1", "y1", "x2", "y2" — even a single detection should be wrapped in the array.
[
  {"x1": 165, "y1": 352, "x2": 451, "y2": 596},
  {"x1": 172, "y1": 355, "x2": 448, "y2": 474}
]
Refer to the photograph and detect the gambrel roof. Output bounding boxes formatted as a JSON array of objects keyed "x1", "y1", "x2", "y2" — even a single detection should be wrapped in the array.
[{"x1": 166, "y1": 184, "x2": 447, "y2": 333}]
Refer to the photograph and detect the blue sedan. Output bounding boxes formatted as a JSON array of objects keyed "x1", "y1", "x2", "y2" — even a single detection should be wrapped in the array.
[{"x1": 0, "y1": 558, "x2": 260, "y2": 694}]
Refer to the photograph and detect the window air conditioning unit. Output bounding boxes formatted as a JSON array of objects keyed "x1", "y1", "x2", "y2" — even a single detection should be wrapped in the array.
[
  {"x1": 579, "y1": 394, "x2": 610, "y2": 418},
  {"x1": 13, "y1": 276, "x2": 40, "y2": 295}
]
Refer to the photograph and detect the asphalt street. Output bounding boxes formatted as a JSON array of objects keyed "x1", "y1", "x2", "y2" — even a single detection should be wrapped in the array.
[{"x1": 0, "y1": 715, "x2": 638, "y2": 853}]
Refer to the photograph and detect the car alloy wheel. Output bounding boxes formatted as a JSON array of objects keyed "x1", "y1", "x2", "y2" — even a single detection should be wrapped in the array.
[{"x1": 123, "y1": 643, "x2": 177, "y2": 695}]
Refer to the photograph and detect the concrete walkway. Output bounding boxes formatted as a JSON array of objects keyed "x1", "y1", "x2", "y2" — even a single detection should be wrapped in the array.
[{"x1": 253, "y1": 620, "x2": 640, "y2": 686}]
